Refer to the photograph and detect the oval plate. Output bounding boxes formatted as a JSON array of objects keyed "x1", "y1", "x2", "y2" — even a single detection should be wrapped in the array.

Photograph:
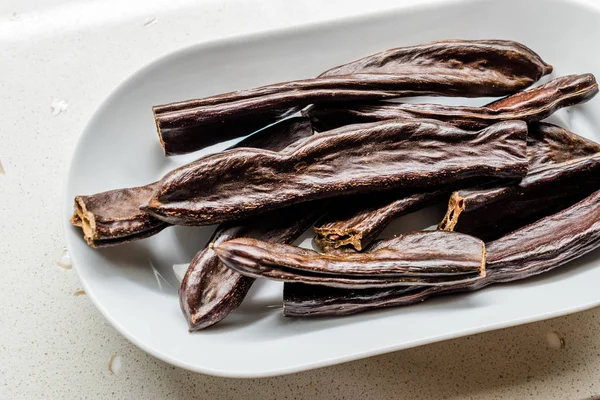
[{"x1": 64, "y1": 0, "x2": 600, "y2": 377}]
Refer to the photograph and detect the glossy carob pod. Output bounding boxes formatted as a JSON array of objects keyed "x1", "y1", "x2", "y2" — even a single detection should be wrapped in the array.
[
  {"x1": 70, "y1": 117, "x2": 313, "y2": 247},
  {"x1": 312, "y1": 175, "x2": 502, "y2": 252},
  {"x1": 283, "y1": 188, "x2": 600, "y2": 316},
  {"x1": 144, "y1": 119, "x2": 528, "y2": 226},
  {"x1": 439, "y1": 123, "x2": 600, "y2": 242},
  {"x1": 307, "y1": 74, "x2": 597, "y2": 132},
  {"x1": 313, "y1": 190, "x2": 444, "y2": 251},
  {"x1": 180, "y1": 202, "x2": 322, "y2": 331},
  {"x1": 155, "y1": 40, "x2": 551, "y2": 155},
  {"x1": 177, "y1": 117, "x2": 316, "y2": 331},
  {"x1": 214, "y1": 230, "x2": 486, "y2": 289},
  {"x1": 313, "y1": 121, "x2": 600, "y2": 252},
  {"x1": 71, "y1": 183, "x2": 168, "y2": 248}
]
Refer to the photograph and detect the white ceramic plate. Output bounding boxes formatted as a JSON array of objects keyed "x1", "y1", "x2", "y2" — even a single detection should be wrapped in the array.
[{"x1": 64, "y1": 0, "x2": 600, "y2": 378}]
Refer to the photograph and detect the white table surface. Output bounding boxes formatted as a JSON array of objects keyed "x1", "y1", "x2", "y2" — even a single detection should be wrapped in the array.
[{"x1": 2, "y1": 0, "x2": 600, "y2": 398}]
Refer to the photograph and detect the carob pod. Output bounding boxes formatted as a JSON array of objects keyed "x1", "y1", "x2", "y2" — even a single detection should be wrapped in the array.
[
  {"x1": 71, "y1": 183, "x2": 168, "y2": 247},
  {"x1": 180, "y1": 202, "x2": 322, "y2": 331},
  {"x1": 178, "y1": 117, "x2": 316, "y2": 330},
  {"x1": 213, "y1": 230, "x2": 486, "y2": 288},
  {"x1": 439, "y1": 123, "x2": 600, "y2": 241},
  {"x1": 522, "y1": 123, "x2": 600, "y2": 170},
  {"x1": 312, "y1": 176, "x2": 499, "y2": 252},
  {"x1": 313, "y1": 121, "x2": 600, "y2": 252},
  {"x1": 144, "y1": 119, "x2": 529, "y2": 226},
  {"x1": 313, "y1": 191, "x2": 444, "y2": 251},
  {"x1": 307, "y1": 74, "x2": 597, "y2": 132},
  {"x1": 70, "y1": 117, "x2": 313, "y2": 247},
  {"x1": 283, "y1": 188, "x2": 600, "y2": 316},
  {"x1": 317, "y1": 40, "x2": 550, "y2": 79},
  {"x1": 154, "y1": 40, "x2": 551, "y2": 155}
]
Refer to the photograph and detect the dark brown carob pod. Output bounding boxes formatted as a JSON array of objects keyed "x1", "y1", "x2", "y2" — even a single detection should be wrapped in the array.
[
  {"x1": 312, "y1": 177, "x2": 504, "y2": 253},
  {"x1": 313, "y1": 121, "x2": 600, "y2": 252},
  {"x1": 214, "y1": 231, "x2": 486, "y2": 288},
  {"x1": 71, "y1": 183, "x2": 168, "y2": 248},
  {"x1": 180, "y1": 203, "x2": 322, "y2": 331},
  {"x1": 307, "y1": 74, "x2": 597, "y2": 132},
  {"x1": 177, "y1": 117, "x2": 316, "y2": 330},
  {"x1": 71, "y1": 117, "x2": 313, "y2": 247},
  {"x1": 439, "y1": 123, "x2": 600, "y2": 241},
  {"x1": 283, "y1": 188, "x2": 600, "y2": 317},
  {"x1": 154, "y1": 39, "x2": 551, "y2": 155},
  {"x1": 313, "y1": 191, "x2": 444, "y2": 251},
  {"x1": 317, "y1": 39, "x2": 551, "y2": 79},
  {"x1": 144, "y1": 119, "x2": 528, "y2": 226}
]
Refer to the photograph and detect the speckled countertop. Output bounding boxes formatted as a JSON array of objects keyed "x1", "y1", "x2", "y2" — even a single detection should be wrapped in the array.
[{"x1": 2, "y1": 0, "x2": 600, "y2": 398}]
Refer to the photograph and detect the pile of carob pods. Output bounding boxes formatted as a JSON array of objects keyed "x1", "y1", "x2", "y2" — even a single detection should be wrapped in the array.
[{"x1": 71, "y1": 40, "x2": 600, "y2": 331}]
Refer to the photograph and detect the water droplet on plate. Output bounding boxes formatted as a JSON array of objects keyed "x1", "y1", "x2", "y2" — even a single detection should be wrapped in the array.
[
  {"x1": 143, "y1": 16, "x2": 157, "y2": 27},
  {"x1": 546, "y1": 331, "x2": 565, "y2": 349},
  {"x1": 56, "y1": 247, "x2": 72, "y2": 270},
  {"x1": 50, "y1": 98, "x2": 68, "y2": 116},
  {"x1": 108, "y1": 354, "x2": 122, "y2": 375}
]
